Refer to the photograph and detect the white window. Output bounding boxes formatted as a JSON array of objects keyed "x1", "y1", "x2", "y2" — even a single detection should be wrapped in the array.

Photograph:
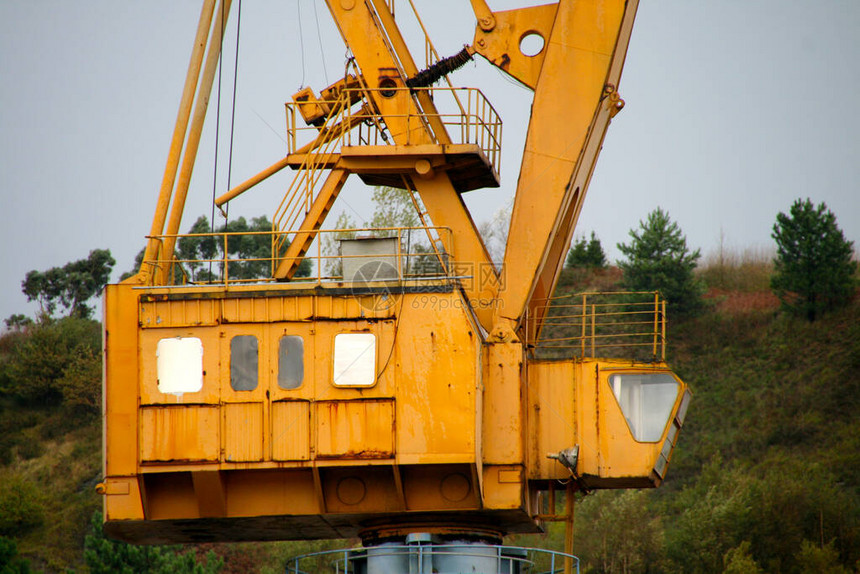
[
  {"x1": 156, "y1": 337, "x2": 203, "y2": 394},
  {"x1": 609, "y1": 373, "x2": 679, "y2": 442},
  {"x1": 333, "y1": 333, "x2": 376, "y2": 387}
]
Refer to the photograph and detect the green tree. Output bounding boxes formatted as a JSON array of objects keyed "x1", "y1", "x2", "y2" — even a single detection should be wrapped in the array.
[
  {"x1": 793, "y1": 540, "x2": 850, "y2": 574},
  {"x1": 566, "y1": 231, "x2": 607, "y2": 269},
  {"x1": 617, "y1": 208, "x2": 703, "y2": 316},
  {"x1": 57, "y1": 343, "x2": 102, "y2": 414},
  {"x1": 0, "y1": 475, "x2": 43, "y2": 538},
  {"x1": 175, "y1": 214, "x2": 312, "y2": 282},
  {"x1": 770, "y1": 198, "x2": 856, "y2": 322},
  {"x1": 367, "y1": 186, "x2": 419, "y2": 229},
  {"x1": 1, "y1": 316, "x2": 31, "y2": 332},
  {"x1": 0, "y1": 537, "x2": 32, "y2": 574},
  {"x1": 368, "y1": 187, "x2": 443, "y2": 276},
  {"x1": 22, "y1": 249, "x2": 115, "y2": 319},
  {"x1": 84, "y1": 512, "x2": 222, "y2": 574},
  {"x1": 0, "y1": 317, "x2": 100, "y2": 406},
  {"x1": 722, "y1": 542, "x2": 764, "y2": 574},
  {"x1": 575, "y1": 490, "x2": 664, "y2": 573}
]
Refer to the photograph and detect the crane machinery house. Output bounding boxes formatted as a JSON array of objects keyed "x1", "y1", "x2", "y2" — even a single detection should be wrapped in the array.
[{"x1": 100, "y1": 0, "x2": 691, "y2": 569}]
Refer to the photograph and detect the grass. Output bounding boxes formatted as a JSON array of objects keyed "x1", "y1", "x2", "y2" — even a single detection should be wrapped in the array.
[
  {"x1": 0, "y1": 405, "x2": 102, "y2": 571},
  {"x1": 697, "y1": 244, "x2": 774, "y2": 292}
]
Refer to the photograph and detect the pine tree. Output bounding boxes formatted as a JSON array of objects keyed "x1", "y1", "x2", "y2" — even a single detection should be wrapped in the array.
[
  {"x1": 771, "y1": 198, "x2": 856, "y2": 321},
  {"x1": 566, "y1": 231, "x2": 607, "y2": 269},
  {"x1": 617, "y1": 208, "x2": 703, "y2": 316},
  {"x1": 84, "y1": 513, "x2": 222, "y2": 574}
]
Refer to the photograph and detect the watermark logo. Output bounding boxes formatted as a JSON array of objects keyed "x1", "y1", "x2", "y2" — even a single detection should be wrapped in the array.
[
  {"x1": 349, "y1": 260, "x2": 399, "y2": 312},
  {"x1": 348, "y1": 259, "x2": 506, "y2": 313}
]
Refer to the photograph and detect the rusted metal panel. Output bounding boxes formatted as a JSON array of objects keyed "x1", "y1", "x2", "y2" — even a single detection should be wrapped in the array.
[
  {"x1": 226, "y1": 469, "x2": 320, "y2": 516},
  {"x1": 101, "y1": 477, "x2": 145, "y2": 521},
  {"x1": 400, "y1": 464, "x2": 479, "y2": 511},
  {"x1": 320, "y1": 466, "x2": 402, "y2": 514},
  {"x1": 223, "y1": 403, "x2": 264, "y2": 462},
  {"x1": 483, "y1": 341, "x2": 524, "y2": 464},
  {"x1": 140, "y1": 405, "x2": 220, "y2": 462},
  {"x1": 139, "y1": 328, "x2": 221, "y2": 405},
  {"x1": 271, "y1": 401, "x2": 311, "y2": 461},
  {"x1": 265, "y1": 296, "x2": 313, "y2": 323},
  {"x1": 316, "y1": 400, "x2": 394, "y2": 458},
  {"x1": 140, "y1": 298, "x2": 219, "y2": 328},
  {"x1": 394, "y1": 292, "x2": 480, "y2": 463},
  {"x1": 527, "y1": 361, "x2": 575, "y2": 480},
  {"x1": 104, "y1": 285, "x2": 140, "y2": 477},
  {"x1": 191, "y1": 470, "x2": 227, "y2": 517},
  {"x1": 221, "y1": 297, "x2": 269, "y2": 324}
]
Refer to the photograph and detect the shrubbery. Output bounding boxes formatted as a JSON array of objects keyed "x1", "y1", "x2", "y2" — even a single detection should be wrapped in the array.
[
  {"x1": 0, "y1": 475, "x2": 43, "y2": 538},
  {"x1": 85, "y1": 513, "x2": 223, "y2": 574},
  {"x1": 0, "y1": 317, "x2": 101, "y2": 409}
]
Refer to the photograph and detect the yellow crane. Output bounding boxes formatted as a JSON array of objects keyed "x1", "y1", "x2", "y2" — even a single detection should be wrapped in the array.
[{"x1": 100, "y1": 0, "x2": 690, "y2": 569}]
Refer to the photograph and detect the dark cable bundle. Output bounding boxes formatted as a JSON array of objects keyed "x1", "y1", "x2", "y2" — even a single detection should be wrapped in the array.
[{"x1": 405, "y1": 46, "x2": 473, "y2": 89}]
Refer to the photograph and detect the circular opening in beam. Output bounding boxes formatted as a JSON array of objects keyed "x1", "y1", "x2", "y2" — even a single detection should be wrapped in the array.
[
  {"x1": 519, "y1": 32, "x2": 545, "y2": 57},
  {"x1": 379, "y1": 78, "x2": 397, "y2": 98}
]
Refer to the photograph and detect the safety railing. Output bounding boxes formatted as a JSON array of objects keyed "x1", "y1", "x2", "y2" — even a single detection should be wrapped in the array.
[
  {"x1": 283, "y1": 543, "x2": 579, "y2": 574},
  {"x1": 285, "y1": 86, "x2": 502, "y2": 173},
  {"x1": 531, "y1": 291, "x2": 667, "y2": 362},
  {"x1": 274, "y1": 91, "x2": 354, "y2": 255},
  {"x1": 141, "y1": 226, "x2": 455, "y2": 288}
]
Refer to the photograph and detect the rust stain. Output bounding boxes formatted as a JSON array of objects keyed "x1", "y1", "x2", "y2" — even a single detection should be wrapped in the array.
[{"x1": 316, "y1": 449, "x2": 392, "y2": 460}]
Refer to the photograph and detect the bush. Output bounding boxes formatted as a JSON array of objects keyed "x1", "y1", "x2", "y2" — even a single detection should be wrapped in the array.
[
  {"x1": 575, "y1": 490, "x2": 664, "y2": 573},
  {"x1": 0, "y1": 536, "x2": 32, "y2": 573},
  {"x1": 793, "y1": 540, "x2": 850, "y2": 574},
  {"x1": 0, "y1": 317, "x2": 100, "y2": 406},
  {"x1": 723, "y1": 542, "x2": 764, "y2": 574},
  {"x1": 57, "y1": 345, "x2": 102, "y2": 415},
  {"x1": 0, "y1": 475, "x2": 43, "y2": 538},
  {"x1": 85, "y1": 512, "x2": 223, "y2": 574}
]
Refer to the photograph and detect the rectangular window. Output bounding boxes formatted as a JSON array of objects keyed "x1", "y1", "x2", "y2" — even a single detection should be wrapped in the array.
[
  {"x1": 156, "y1": 337, "x2": 203, "y2": 395},
  {"x1": 609, "y1": 372, "x2": 679, "y2": 442},
  {"x1": 230, "y1": 335, "x2": 258, "y2": 391},
  {"x1": 333, "y1": 333, "x2": 376, "y2": 387},
  {"x1": 278, "y1": 335, "x2": 304, "y2": 389}
]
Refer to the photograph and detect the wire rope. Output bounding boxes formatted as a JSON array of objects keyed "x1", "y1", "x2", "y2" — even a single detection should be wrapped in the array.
[
  {"x1": 297, "y1": 1, "x2": 306, "y2": 88},
  {"x1": 226, "y1": 0, "x2": 242, "y2": 217},
  {"x1": 312, "y1": 0, "x2": 329, "y2": 85},
  {"x1": 209, "y1": 0, "x2": 227, "y2": 281}
]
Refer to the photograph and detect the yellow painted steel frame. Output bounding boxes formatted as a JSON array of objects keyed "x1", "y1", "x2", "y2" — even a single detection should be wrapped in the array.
[
  {"x1": 104, "y1": 281, "x2": 521, "y2": 543},
  {"x1": 103, "y1": 280, "x2": 689, "y2": 543},
  {"x1": 320, "y1": 0, "x2": 500, "y2": 330},
  {"x1": 478, "y1": 0, "x2": 640, "y2": 342},
  {"x1": 102, "y1": 0, "x2": 693, "y2": 545}
]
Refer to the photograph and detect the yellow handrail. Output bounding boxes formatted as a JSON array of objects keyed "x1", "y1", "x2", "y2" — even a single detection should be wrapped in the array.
[
  {"x1": 531, "y1": 291, "x2": 668, "y2": 361},
  {"x1": 142, "y1": 226, "x2": 455, "y2": 288}
]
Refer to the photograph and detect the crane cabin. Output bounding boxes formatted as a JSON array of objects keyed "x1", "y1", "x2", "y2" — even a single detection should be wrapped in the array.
[{"x1": 100, "y1": 0, "x2": 691, "y2": 562}]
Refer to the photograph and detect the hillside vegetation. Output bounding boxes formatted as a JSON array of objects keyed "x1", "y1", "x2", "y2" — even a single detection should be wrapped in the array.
[
  {"x1": 0, "y1": 257, "x2": 858, "y2": 572},
  {"x1": 514, "y1": 260, "x2": 860, "y2": 573}
]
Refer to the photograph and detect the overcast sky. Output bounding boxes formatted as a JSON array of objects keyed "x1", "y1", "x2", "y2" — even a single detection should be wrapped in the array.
[{"x1": 1, "y1": 0, "x2": 858, "y2": 323}]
